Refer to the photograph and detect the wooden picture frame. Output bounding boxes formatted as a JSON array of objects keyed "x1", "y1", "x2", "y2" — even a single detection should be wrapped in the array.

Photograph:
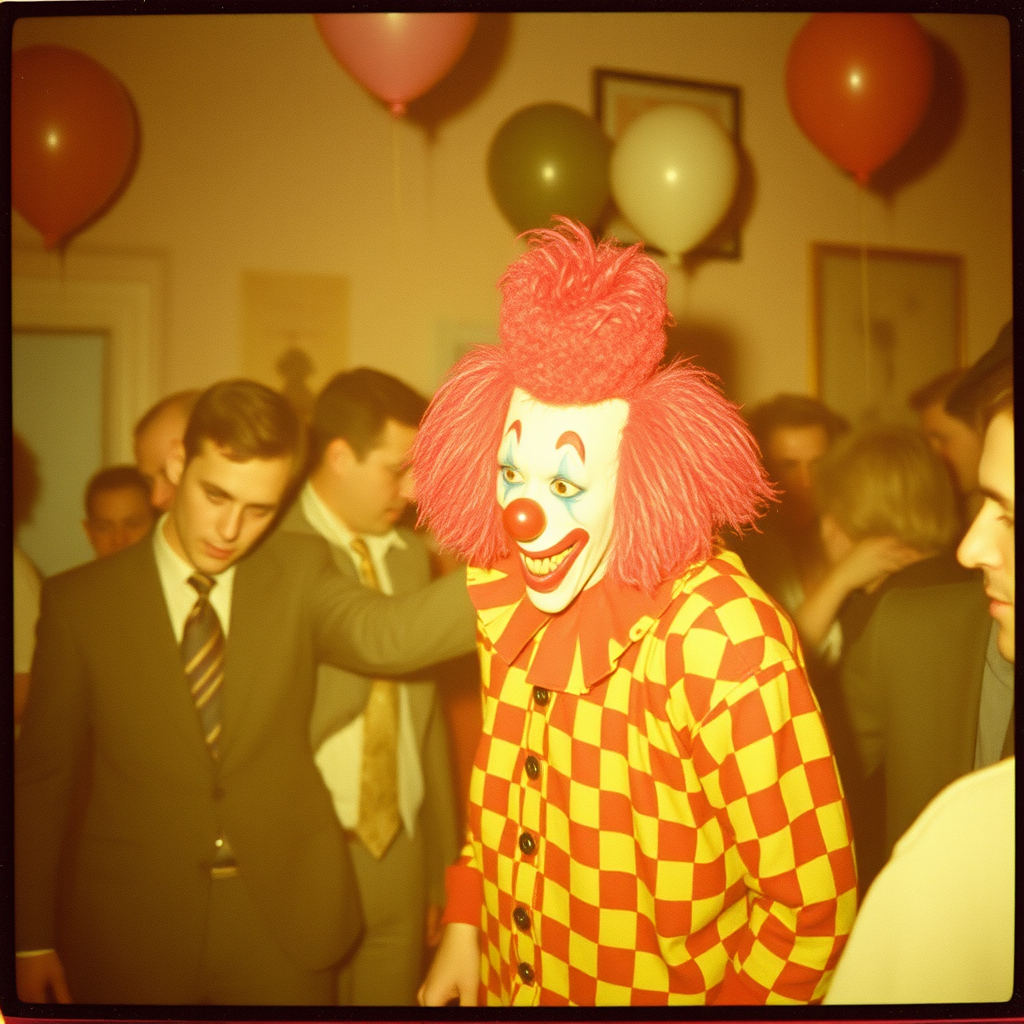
[
  {"x1": 593, "y1": 67, "x2": 742, "y2": 259},
  {"x1": 811, "y1": 243, "x2": 965, "y2": 427}
]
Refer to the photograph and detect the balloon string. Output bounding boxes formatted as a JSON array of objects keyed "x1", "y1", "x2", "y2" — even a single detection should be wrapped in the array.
[
  {"x1": 391, "y1": 116, "x2": 402, "y2": 263},
  {"x1": 857, "y1": 184, "x2": 871, "y2": 409}
]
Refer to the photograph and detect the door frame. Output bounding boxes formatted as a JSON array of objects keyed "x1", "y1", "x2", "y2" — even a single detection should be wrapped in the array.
[{"x1": 11, "y1": 247, "x2": 165, "y2": 464}]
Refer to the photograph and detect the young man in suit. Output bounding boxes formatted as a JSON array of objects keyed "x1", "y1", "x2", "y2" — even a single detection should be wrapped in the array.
[
  {"x1": 280, "y1": 368, "x2": 459, "y2": 1005},
  {"x1": 839, "y1": 324, "x2": 1014, "y2": 868},
  {"x1": 15, "y1": 379, "x2": 476, "y2": 1006},
  {"x1": 825, "y1": 344, "x2": 1014, "y2": 1004}
]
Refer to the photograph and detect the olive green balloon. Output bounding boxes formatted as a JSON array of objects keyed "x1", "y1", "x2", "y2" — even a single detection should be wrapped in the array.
[{"x1": 487, "y1": 103, "x2": 612, "y2": 234}]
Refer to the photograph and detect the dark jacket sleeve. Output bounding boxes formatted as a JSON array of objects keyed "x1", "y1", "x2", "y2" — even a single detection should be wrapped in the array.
[{"x1": 312, "y1": 564, "x2": 477, "y2": 676}]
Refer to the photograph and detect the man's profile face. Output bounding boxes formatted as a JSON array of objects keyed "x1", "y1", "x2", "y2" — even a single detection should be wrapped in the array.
[
  {"x1": 765, "y1": 424, "x2": 830, "y2": 529},
  {"x1": 496, "y1": 388, "x2": 627, "y2": 614},
  {"x1": 135, "y1": 405, "x2": 190, "y2": 511},
  {"x1": 918, "y1": 400, "x2": 983, "y2": 495},
  {"x1": 957, "y1": 410, "x2": 1015, "y2": 662},
  {"x1": 329, "y1": 418, "x2": 418, "y2": 536},
  {"x1": 84, "y1": 486, "x2": 156, "y2": 558},
  {"x1": 164, "y1": 439, "x2": 292, "y2": 576}
]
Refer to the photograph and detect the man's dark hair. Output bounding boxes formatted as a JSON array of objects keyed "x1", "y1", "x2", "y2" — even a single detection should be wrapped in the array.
[
  {"x1": 308, "y1": 367, "x2": 427, "y2": 469},
  {"x1": 133, "y1": 389, "x2": 202, "y2": 440},
  {"x1": 84, "y1": 465, "x2": 152, "y2": 519},
  {"x1": 744, "y1": 394, "x2": 849, "y2": 460},
  {"x1": 184, "y1": 379, "x2": 305, "y2": 473},
  {"x1": 908, "y1": 368, "x2": 967, "y2": 414},
  {"x1": 946, "y1": 320, "x2": 1013, "y2": 431}
]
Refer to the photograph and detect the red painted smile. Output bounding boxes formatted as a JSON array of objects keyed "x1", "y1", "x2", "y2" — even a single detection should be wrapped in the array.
[{"x1": 517, "y1": 528, "x2": 589, "y2": 594}]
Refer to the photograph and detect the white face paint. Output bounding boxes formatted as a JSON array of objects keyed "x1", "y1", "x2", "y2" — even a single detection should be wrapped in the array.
[{"x1": 496, "y1": 387, "x2": 629, "y2": 613}]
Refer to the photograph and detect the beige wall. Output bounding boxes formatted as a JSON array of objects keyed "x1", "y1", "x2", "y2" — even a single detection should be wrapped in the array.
[{"x1": 11, "y1": 12, "x2": 1012, "y2": 409}]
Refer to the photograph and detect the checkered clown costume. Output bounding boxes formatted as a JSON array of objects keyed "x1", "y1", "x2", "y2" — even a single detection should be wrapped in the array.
[{"x1": 412, "y1": 220, "x2": 857, "y2": 1006}]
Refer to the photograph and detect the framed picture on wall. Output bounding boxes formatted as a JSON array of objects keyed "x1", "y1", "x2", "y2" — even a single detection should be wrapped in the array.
[
  {"x1": 811, "y1": 243, "x2": 965, "y2": 427},
  {"x1": 593, "y1": 68, "x2": 742, "y2": 259}
]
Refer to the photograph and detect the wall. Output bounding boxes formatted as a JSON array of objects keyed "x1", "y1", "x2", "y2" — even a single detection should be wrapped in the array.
[{"x1": 10, "y1": 12, "x2": 1013, "y2": 411}]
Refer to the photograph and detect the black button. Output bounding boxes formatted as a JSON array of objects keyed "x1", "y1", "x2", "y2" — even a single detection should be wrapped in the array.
[
  {"x1": 212, "y1": 785, "x2": 225, "y2": 800},
  {"x1": 518, "y1": 962, "x2": 535, "y2": 984},
  {"x1": 512, "y1": 906, "x2": 531, "y2": 931},
  {"x1": 533, "y1": 687, "x2": 550, "y2": 706},
  {"x1": 518, "y1": 831, "x2": 536, "y2": 856},
  {"x1": 524, "y1": 755, "x2": 540, "y2": 780}
]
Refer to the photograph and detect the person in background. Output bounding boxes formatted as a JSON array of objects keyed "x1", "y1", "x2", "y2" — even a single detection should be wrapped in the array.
[
  {"x1": 82, "y1": 465, "x2": 157, "y2": 559},
  {"x1": 795, "y1": 424, "x2": 960, "y2": 891},
  {"x1": 133, "y1": 390, "x2": 201, "y2": 511},
  {"x1": 908, "y1": 367, "x2": 983, "y2": 525},
  {"x1": 825, "y1": 341, "x2": 1014, "y2": 1005},
  {"x1": 280, "y1": 368, "x2": 459, "y2": 1006},
  {"x1": 16, "y1": 379, "x2": 477, "y2": 1006},
  {"x1": 13, "y1": 432, "x2": 43, "y2": 735},
  {"x1": 838, "y1": 326, "x2": 1014, "y2": 892},
  {"x1": 729, "y1": 394, "x2": 849, "y2": 637}
]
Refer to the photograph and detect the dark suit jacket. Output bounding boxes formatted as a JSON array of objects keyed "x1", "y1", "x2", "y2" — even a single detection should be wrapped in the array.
[
  {"x1": 280, "y1": 504, "x2": 460, "y2": 909},
  {"x1": 840, "y1": 555, "x2": 1004, "y2": 860},
  {"x1": 14, "y1": 527, "x2": 476, "y2": 1003}
]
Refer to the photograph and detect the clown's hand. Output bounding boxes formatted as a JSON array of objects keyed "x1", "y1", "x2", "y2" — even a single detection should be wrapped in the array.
[{"x1": 417, "y1": 922, "x2": 480, "y2": 1006}]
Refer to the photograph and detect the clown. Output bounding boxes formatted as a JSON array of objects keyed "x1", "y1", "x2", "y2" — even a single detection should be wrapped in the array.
[{"x1": 414, "y1": 220, "x2": 857, "y2": 1006}]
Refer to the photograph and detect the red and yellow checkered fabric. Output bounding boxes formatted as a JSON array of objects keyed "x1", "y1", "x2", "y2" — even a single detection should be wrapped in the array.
[{"x1": 443, "y1": 549, "x2": 857, "y2": 1006}]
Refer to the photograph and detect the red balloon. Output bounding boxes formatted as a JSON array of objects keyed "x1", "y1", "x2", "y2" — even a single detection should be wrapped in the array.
[
  {"x1": 11, "y1": 46, "x2": 138, "y2": 249},
  {"x1": 314, "y1": 13, "x2": 477, "y2": 116},
  {"x1": 786, "y1": 14, "x2": 934, "y2": 186}
]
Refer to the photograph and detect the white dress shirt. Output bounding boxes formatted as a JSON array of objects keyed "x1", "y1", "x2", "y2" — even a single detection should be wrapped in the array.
[
  {"x1": 301, "y1": 482, "x2": 425, "y2": 840},
  {"x1": 153, "y1": 514, "x2": 234, "y2": 641}
]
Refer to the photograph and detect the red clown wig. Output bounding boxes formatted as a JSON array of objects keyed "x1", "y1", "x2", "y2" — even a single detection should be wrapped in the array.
[{"x1": 413, "y1": 219, "x2": 772, "y2": 593}]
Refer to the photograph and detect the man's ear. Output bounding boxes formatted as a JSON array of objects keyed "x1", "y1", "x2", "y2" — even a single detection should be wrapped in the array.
[
  {"x1": 325, "y1": 436, "x2": 358, "y2": 476},
  {"x1": 165, "y1": 439, "x2": 186, "y2": 487}
]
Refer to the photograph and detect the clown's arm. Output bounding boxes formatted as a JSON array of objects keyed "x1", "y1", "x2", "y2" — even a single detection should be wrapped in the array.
[
  {"x1": 690, "y1": 659, "x2": 858, "y2": 1005},
  {"x1": 417, "y1": 860, "x2": 483, "y2": 1006}
]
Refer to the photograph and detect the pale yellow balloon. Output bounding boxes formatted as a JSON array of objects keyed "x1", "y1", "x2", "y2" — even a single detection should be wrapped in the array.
[{"x1": 610, "y1": 104, "x2": 738, "y2": 260}]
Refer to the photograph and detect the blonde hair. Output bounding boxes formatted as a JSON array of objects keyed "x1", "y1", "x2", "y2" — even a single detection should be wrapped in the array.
[{"x1": 815, "y1": 424, "x2": 959, "y2": 554}]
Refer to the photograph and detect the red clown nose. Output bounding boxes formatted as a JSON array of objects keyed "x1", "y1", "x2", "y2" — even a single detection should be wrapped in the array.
[{"x1": 502, "y1": 497, "x2": 546, "y2": 542}]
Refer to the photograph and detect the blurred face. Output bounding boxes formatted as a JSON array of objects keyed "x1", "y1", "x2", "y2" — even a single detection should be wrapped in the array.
[
  {"x1": 766, "y1": 424, "x2": 830, "y2": 529},
  {"x1": 496, "y1": 388, "x2": 628, "y2": 614},
  {"x1": 164, "y1": 439, "x2": 292, "y2": 576},
  {"x1": 957, "y1": 411, "x2": 1015, "y2": 662},
  {"x1": 84, "y1": 486, "x2": 156, "y2": 558},
  {"x1": 135, "y1": 405, "x2": 190, "y2": 511},
  {"x1": 324, "y1": 419, "x2": 418, "y2": 536},
  {"x1": 918, "y1": 401, "x2": 983, "y2": 495}
]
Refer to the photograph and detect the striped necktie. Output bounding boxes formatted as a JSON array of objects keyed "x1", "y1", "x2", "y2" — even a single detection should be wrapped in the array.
[
  {"x1": 182, "y1": 573, "x2": 224, "y2": 758},
  {"x1": 350, "y1": 537, "x2": 401, "y2": 859}
]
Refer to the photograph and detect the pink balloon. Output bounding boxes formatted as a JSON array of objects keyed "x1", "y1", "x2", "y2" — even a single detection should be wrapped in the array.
[{"x1": 314, "y1": 12, "x2": 478, "y2": 116}]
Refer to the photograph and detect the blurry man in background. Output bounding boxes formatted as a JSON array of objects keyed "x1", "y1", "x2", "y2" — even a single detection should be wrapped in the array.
[
  {"x1": 908, "y1": 368, "x2": 983, "y2": 524},
  {"x1": 281, "y1": 368, "x2": 458, "y2": 1006},
  {"x1": 82, "y1": 465, "x2": 156, "y2": 559},
  {"x1": 133, "y1": 390, "x2": 201, "y2": 511},
  {"x1": 730, "y1": 394, "x2": 849, "y2": 629}
]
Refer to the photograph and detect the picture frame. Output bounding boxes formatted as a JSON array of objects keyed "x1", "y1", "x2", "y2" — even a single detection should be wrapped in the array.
[
  {"x1": 811, "y1": 243, "x2": 965, "y2": 427},
  {"x1": 593, "y1": 67, "x2": 743, "y2": 259}
]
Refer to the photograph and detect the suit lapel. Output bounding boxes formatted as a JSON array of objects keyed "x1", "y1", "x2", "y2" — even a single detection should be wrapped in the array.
[{"x1": 121, "y1": 540, "x2": 214, "y2": 763}]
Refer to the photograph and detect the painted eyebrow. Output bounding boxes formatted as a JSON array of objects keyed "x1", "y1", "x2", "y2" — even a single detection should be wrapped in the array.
[
  {"x1": 504, "y1": 420, "x2": 522, "y2": 443},
  {"x1": 556, "y1": 431, "x2": 585, "y2": 463}
]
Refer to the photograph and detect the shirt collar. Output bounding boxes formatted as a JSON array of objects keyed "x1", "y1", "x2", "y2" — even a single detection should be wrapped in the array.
[
  {"x1": 301, "y1": 480, "x2": 407, "y2": 561},
  {"x1": 469, "y1": 553, "x2": 682, "y2": 695}
]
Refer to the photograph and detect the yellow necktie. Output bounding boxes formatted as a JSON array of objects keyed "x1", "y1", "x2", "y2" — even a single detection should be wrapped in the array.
[
  {"x1": 182, "y1": 573, "x2": 224, "y2": 758},
  {"x1": 350, "y1": 537, "x2": 401, "y2": 859}
]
